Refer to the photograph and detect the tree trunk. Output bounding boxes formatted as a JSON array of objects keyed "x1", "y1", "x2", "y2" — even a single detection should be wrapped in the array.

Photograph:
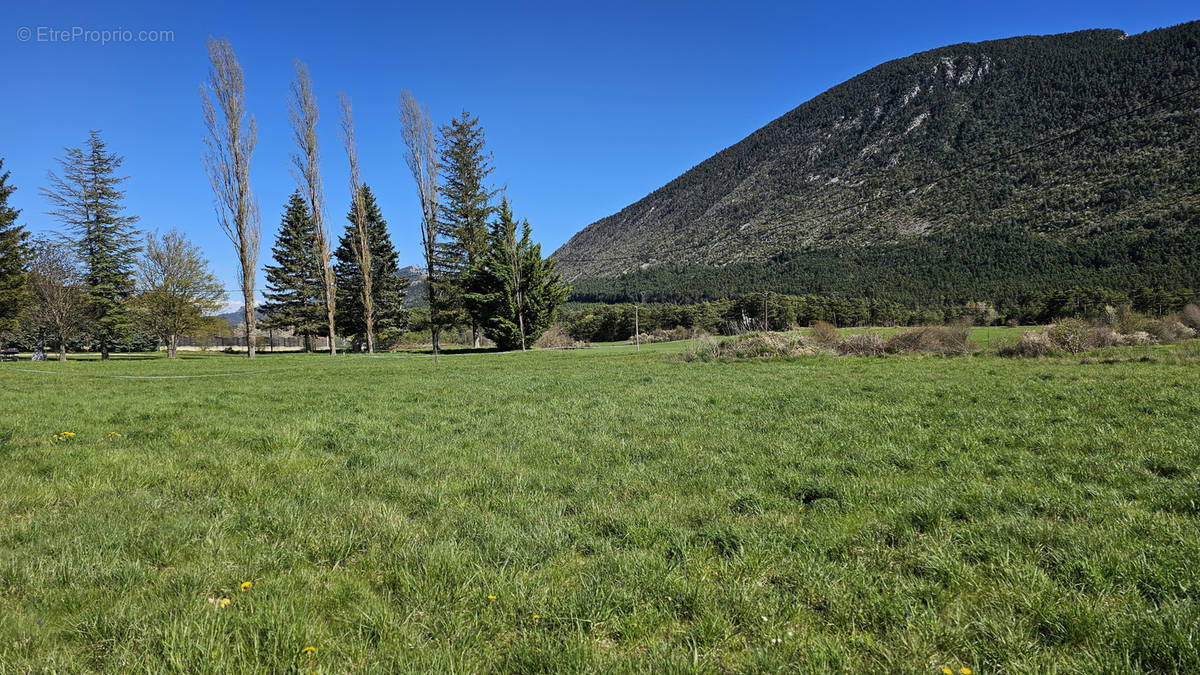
[
  {"x1": 168, "y1": 334, "x2": 178, "y2": 359},
  {"x1": 472, "y1": 323, "x2": 481, "y2": 349},
  {"x1": 58, "y1": 339, "x2": 66, "y2": 362},
  {"x1": 101, "y1": 336, "x2": 110, "y2": 361},
  {"x1": 243, "y1": 298, "x2": 256, "y2": 359}
]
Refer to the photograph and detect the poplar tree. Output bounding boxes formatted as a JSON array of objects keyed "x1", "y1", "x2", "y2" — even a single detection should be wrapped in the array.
[
  {"x1": 333, "y1": 185, "x2": 406, "y2": 349},
  {"x1": 42, "y1": 131, "x2": 140, "y2": 360},
  {"x1": 463, "y1": 198, "x2": 569, "y2": 351},
  {"x1": 437, "y1": 111, "x2": 496, "y2": 348},
  {"x1": 0, "y1": 159, "x2": 29, "y2": 333},
  {"x1": 261, "y1": 191, "x2": 324, "y2": 350}
]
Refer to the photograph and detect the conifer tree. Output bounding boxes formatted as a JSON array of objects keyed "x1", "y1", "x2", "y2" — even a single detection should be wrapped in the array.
[
  {"x1": 0, "y1": 159, "x2": 30, "y2": 333},
  {"x1": 438, "y1": 111, "x2": 496, "y2": 348},
  {"x1": 262, "y1": 191, "x2": 324, "y2": 350},
  {"x1": 463, "y1": 198, "x2": 569, "y2": 350},
  {"x1": 333, "y1": 185, "x2": 406, "y2": 349},
  {"x1": 42, "y1": 131, "x2": 140, "y2": 360}
]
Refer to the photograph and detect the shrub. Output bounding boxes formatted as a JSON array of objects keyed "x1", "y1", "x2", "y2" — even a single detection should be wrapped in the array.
[
  {"x1": 1048, "y1": 319, "x2": 1089, "y2": 354},
  {"x1": 628, "y1": 326, "x2": 692, "y2": 344},
  {"x1": 1183, "y1": 303, "x2": 1200, "y2": 330},
  {"x1": 535, "y1": 325, "x2": 590, "y2": 349},
  {"x1": 1124, "y1": 331, "x2": 1155, "y2": 346},
  {"x1": 1088, "y1": 326, "x2": 1126, "y2": 348},
  {"x1": 808, "y1": 321, "x2": 840, "y2": 346},
  {"x1": 998, "y1": 330, "x2": 1057, "y2": 357},
  {"x1": 836, "y1": 333, "x2": 886, "y2": 357},
  {"x1": 1146, "y1": 318, "x2": 1194, "y2": 345},
  {"x1": 680, "y1": 332, "x2": 814, "y2": 361},
  {"x1": 885, "y1": 324, "x2": 971, "y2": 355}
]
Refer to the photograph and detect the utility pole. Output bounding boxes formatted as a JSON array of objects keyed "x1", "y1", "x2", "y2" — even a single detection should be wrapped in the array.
[{"x1": 763, "y1": 291, "x2": 769, "y2": 332}]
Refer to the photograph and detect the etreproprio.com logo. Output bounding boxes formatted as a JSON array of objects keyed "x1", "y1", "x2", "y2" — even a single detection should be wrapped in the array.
[{"x1": 17, "y1": 26, "x2": 175, "y2": 45}]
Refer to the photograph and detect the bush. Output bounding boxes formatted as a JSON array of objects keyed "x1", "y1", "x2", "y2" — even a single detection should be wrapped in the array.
[
  {"x1": 1183, "y1": 303, "x2": 1200, "y2": 331},
  {"x1": 885, "y1": 325, "x2": 970, "y2": 355},
  {"x1": 1124, "y1": 331, "x2": 1155, "y2": 346},
  {"x1": 998, "y1": 330, "x2": 1058, "y2": 357},
  {"x1": 836, "y1": 333, "x2": 886, "y2": 357},
  {"x1": 535, "y1": 325, "x2": 590, "y2": 349},
  {"x1": 1089, "y1": 325, "x2": 1126, "y2": 348},
  {"x1": 808, "y1": 321, "x2": 840, "y2": 346},
  {"x1": 1146, "y1": 318, "x2": 1194, "y2": 344},
  {"x1": 628, "y1": 326, "x2": 692, "y2": 344},
  {"x1": 680, "y1": 332, "x2": 814, "y2": 361},
  {"x1": 1048, "y1": 319, "x2": 1089, "y2": 354}
]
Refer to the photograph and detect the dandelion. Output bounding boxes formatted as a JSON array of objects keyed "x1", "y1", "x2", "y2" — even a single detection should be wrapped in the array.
[
  {"x1": 301, "y1": 646, "x2": 316, "y2": 655},
  {"x1": 487, "y1": 595, "x2": 497, "y2": 601},
  {"x1": 961, "y1": 669, "x2": 971, "y2": 675},
  {"x1": 241, "y1": 581, "x2": 253, "y2": 592},
  {"x1": 533, "y1": 614, "x2": 540, "y2": 621},
  {"x1": 107, "y1": 432, "x2": 122, "y2": 439},
  {"x1": 219, "y1": 598, "x2": 230, "y2": 609},
  {"x1": 61, "y1": 431, "x2": 75, "y2": 437},
  {"x1": 942, "y1": 669, "x2": 952, "y2": 675}
]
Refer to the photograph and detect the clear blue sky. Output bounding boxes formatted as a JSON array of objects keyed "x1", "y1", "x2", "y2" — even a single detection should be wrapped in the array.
[{"x1": 2, "y1": 1, "x2": 1196, "y2": 302}]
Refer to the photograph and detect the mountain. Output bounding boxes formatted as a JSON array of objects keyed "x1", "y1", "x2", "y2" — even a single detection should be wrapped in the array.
[
  {"x1": 553, "y1": 22, "x2": 1200, "y2": 305},
  {"x1": 398, "y1": 265, "x2": 428, "y2": 308}
]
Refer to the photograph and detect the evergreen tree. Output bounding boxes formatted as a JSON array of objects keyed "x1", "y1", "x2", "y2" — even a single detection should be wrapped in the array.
[
  {"x1": 262, "y1": 191, "x2": 324, "y2": 349},
  {"x1": 0, "y1": 159, "x2": 30, "y2": 334},
  {"x1": 463, "y1": 198, "x2": 569, "y2": 350},
  {"x1": 333, "y1": 184, "x2": 407, "y2": 349},
  {"x1": 42, "y1": 131, "x2": 140, "y2": 360},
  {"x1": 437, "y1": 111, "x2": 496, "y2": 347}
]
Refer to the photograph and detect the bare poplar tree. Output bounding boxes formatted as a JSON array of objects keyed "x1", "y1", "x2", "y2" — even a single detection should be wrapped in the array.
[
  {"x1": 398, "y1": 90, "x2": 442, "y2": 361},
  {"x1": 201, "y1": 37, "x2": 260, "y2": 358},
  {"x1": 289, "y1": 62, "x2": 337, "y2": 356},
  {"x1": 338, "y1": 93, "x2": 375, "y2": 353}
]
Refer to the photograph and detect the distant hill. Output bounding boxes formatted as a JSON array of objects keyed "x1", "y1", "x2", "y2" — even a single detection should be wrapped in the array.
[{"x1": 553, "y1": 22, "x2": 1200, "y2": 304}]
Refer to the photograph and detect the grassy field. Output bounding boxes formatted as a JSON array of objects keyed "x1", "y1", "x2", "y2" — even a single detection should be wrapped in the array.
[{"x1": 1, "y1": 331, "x2": 1197, "y2": 672}]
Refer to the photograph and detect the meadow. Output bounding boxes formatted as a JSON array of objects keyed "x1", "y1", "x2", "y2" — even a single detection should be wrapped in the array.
[{"x1": 0, "y1": 331, "x2": 1197, "y2": 672}]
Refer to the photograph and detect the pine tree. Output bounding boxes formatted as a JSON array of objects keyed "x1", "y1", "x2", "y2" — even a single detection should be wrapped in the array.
[
  {"x1": 42, "y1": 131, "x2": 140, "y2": 360},
  {"x1": 463, "y1": 198, "x2": 569, "y2": 350},
  {"x1": 333, "y1": 185, "x2": 407, "y2": 349},
  {"x1": 262, "y1": 191, "x2": 324, "y2": 349},
  {"x1": 437, "y1": 111, "x2": 496, "y2": 347},
  {"x1": 0, "y1": 159, "x2": 30, "y2": 334}
]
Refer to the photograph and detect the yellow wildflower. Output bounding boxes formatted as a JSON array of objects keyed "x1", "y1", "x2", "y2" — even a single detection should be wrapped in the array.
[
  {"x1": 241, "y1": 581, "x2": 253, "y2": 592},
  {"x1": 487, "y1": 595, "x2": 497, "y2": 601},
  {"x1": 219, "y1": 598, "x2": 230, "y2": 609},
  {"x1": 961, "y1": 669, "x2": 971, "y2": 675},
  {"x1": 942, "y1": 669, "x2": 952, "y2": 675},
  {"x1": 301, "y1": 646, "x2": 316, "y2": 655},
  {"x1": 533, "y1": 614, "x2": 540, "y2": 620}
]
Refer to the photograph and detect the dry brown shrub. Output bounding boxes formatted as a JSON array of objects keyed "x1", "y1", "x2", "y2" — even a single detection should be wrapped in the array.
[
  {"x1": 808, "y1": 321, "x2": 840, "y2": 346},
  {"x1": 885, "y1": 325, "x2": 970, "y2": 355},
  {"x1": 681, "y1": 332, "x2": 814, "y2": 361},
  {"x1": 1183, "y1": 303, "x2": 1200, "y2": 330},
  {"x1": 535, "y1": 325, "x2": 590, "y2": 349},
  {"x1": 998, "y1": 330, "x2": 1057, "y2": 357},
  {"x1": 836, "y1": 332, "x2": 886, "y2": 356}
]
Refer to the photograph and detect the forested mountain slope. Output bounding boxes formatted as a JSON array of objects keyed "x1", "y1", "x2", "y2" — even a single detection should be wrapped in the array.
[{"x1": 553, "y1": 22, "x2": 1200, "y2": 304}]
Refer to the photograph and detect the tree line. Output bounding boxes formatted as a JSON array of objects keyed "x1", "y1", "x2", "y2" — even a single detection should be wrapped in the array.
[{"x1": 0, "y1": 37, "x2": 569, "y2": 360}]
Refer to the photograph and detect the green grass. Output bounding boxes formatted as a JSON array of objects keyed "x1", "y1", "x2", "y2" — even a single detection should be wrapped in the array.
[{"x1": 0, "y1": 335, "x2": 1197, "y2": 672}]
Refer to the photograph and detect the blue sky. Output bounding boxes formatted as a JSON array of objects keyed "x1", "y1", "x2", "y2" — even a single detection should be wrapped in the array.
[{"x1": 2, "y1": 1, "x2": 1196, "y2": 301}]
